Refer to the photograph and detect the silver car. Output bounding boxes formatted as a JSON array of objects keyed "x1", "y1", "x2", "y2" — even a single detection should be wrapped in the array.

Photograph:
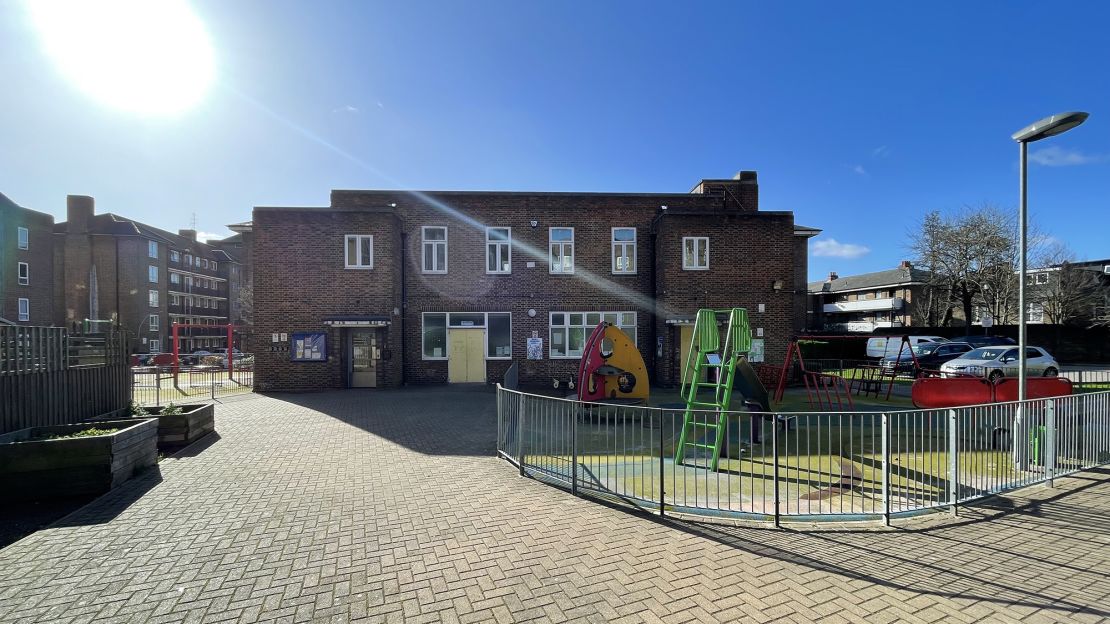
[{"x1": 940, "y1": 346, "x2": 1059, "y2": 382}]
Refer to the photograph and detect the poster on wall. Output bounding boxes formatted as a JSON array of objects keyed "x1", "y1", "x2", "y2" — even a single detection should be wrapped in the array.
[
  {"x1": 526, "y1": 337, "x2": 543, "y2": 360},
  {"x1": 291, "y1": 332, "x2": 327, "y2": 362},
  {"x1": 748, "y1": 338, "x2": 765, "y2": 363}
]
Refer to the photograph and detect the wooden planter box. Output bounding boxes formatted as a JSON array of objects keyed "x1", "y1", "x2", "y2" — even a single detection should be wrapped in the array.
[
  {"x1": 129, "y1": 404, "x2": 215, "y2": 450},
  {"x1": 0, "y1": 419, "x2": 158, "y2": 501}
]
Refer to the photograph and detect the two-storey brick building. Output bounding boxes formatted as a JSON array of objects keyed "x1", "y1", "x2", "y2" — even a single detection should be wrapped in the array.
[{"x1": 252, "y1": 172, "x2": 817, "y2": 391}]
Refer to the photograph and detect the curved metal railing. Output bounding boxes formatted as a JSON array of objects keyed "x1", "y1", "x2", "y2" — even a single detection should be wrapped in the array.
[{"x1": 496, "y1": 386, "x2": 1110, "y2": 525}]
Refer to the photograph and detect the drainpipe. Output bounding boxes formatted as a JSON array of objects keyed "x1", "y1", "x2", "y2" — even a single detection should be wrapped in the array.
[
  {"x1": 399, "y1": 227, "x2": 407, "y2": 386},
  {"x1": 649, "y1": 207, "x2": 668, "y2": 385}
]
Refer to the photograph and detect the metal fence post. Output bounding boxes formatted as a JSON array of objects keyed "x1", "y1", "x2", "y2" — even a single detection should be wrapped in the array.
[
  {"x1": 882, "y1": 413, "x2": 890, "y2": 526},
  {"x1": 571, "y1": 402, "x2": 578, "y2": 496},
  {"x1": 517, "y1": 394, "x2": 526, "y2": 477},
  {"x1": 156, "y1": 370, "x2": 161, "y2": 406},
  {"x1": 772, "y1": 415, "x2": 781, "y2": 527},
  {"x1": 659, "y1": 411, "x2": 665, "y2": 518},
  {"x1": 1046, "y1": 399, "x2": 1056, "y2": 488},
  {"x1": 948, "y1": 409, "x2": 958, "y2": 517},
  {"x1": 211, "y1": 370, "x2": 216, "y2": 400}
]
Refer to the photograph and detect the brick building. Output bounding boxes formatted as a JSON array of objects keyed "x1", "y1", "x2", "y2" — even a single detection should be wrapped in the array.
[
  {"x1": 252, "y1": 172, "x2": 817, "y2": 391},
  {"x1": 807, "y1": 261, "x2": 930, "y2": 332},
  {"x1": 53, "y1": 195, "x2": 243, "y2": 352},
  {"x1": 1, "y1": 192, "x2": 55, "y2": 325}
]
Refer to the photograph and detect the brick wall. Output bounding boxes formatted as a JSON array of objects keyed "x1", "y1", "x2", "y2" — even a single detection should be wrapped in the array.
[
  {"x1": 253, "y1": 176, "x2": 805, "y2": 391},
  {"x1": 2, "y1": 204, "x2": 53, "y2": 325}
]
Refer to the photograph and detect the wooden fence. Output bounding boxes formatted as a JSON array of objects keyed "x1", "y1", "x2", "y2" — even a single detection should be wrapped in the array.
[{"x1": 0, "y1": 326, "x2": 131, "y2": 434}]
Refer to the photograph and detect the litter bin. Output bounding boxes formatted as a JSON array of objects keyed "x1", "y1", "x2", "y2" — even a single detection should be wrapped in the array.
[{"x1": 1029, "y1": 425, "x2": 1046, "y2": 466}]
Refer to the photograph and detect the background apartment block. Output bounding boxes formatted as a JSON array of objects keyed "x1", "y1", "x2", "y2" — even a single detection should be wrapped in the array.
[
  {"x1": 1, "y1": 192, "x2": 55, "y2": 325},
  {"x1": 807, "y1": 261, "x2": 928, "y2": 332},
  {"x1": 53, "y1": 195, "x2": 244, "y2": 352},
  {"x1": 252, "y1": 172, "x2": 816, "y2": 391}
]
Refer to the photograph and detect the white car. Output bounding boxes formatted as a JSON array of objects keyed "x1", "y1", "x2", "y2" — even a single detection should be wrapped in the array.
[
  {"x1": 866, "y1": 335, "x2": 948, "y2": 359},
  {"x1": 940, "y1": 346, "x2": 1059, "y2": 382}
]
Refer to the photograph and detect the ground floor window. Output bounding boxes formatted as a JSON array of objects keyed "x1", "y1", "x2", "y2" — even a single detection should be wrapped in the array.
[
  {"x1": 422, "y1": 312, "x2": 512, "y2": 359},
  {"x1": 549, "y1": 311, "x2": 636, "y2": 358}
]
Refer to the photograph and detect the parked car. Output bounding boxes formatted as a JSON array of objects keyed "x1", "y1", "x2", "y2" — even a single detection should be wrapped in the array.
[
  {"x1": 180, "y1": 349, "x2": 214, "y2": 366},
  {"x1": 948, "y1": 335, "x2": 1016, "y2": 348},
  {"x1": 880, "y1": 342, "x2": 974, "y2": 376},
  {"x1": 940, "y1": 346, "x2": 1059, "y2": 381},
  {"x1": 866, "y1": 335, "x2": 948, "y2": 359}
]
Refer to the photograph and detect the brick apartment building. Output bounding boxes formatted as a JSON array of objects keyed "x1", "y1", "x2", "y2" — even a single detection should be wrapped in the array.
[
  {"x1": 1, "y1": 192, "x2": 55, "y2": 325},
  {"x1": 53, "y1": 195, "x2": 244, "y2": 352},
  {"x1": 252, "y1": 172, "x2": 818, "y2": 391},
  {"x1": 807, "y1": 261, "x2": 929, "y2": 332}
]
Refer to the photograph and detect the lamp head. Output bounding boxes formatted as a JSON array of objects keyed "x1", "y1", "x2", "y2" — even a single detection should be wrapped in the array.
[{"x1": 1012, "y1": 111, "x2": 1089, "y2": 143}]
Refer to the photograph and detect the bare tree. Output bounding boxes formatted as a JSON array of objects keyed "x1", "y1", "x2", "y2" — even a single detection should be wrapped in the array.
[{"x1": 1033, "y1": 242, "x2": 1104, "y2": 326}]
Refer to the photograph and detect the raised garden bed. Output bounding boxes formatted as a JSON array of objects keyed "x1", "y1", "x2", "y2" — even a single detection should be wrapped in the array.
[
  {"x1": 128, "y1": 403, "x2": 215, "y2": 450},
  {"x1": 0, "y1": 419, "x2": 158, "y2": 501}
]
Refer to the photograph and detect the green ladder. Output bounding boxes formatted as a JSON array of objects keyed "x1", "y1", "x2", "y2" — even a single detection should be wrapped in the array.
[{"x1": 674, "y1": 308, "x2": 752, "y2": 471}]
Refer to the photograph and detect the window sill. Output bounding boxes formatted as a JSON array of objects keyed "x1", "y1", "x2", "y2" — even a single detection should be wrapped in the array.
[
  {"x1": 610, "y1": 271, "x2": 638, "y2": 276},
  {"x1": 549, "y1": 355, "x2": 584, "y2": 360},
  {"x1": 682, "y1": 266, "x2": 710, "y2": 271},
  {"x1": 485, "y1": 271, "x2": 512, "y2": 276},
  {"x1": 344, "y1": 266, "x2": 375, "y2": 270}
]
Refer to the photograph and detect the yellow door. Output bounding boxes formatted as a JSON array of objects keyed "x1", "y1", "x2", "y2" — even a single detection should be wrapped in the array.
[
  {"x1": 448, "y1": 329, "x2": 486, "y2": 383},
  {"x1": 679, "y1": 325, "x2": 706, "y2": 385}
]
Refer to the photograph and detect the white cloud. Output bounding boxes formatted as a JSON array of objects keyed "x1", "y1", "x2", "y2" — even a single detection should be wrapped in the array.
[
  {"x1": 851, "y1": 164, "x2": 867, "y2": 176},
  {"x1": 332, "y1": 104, "x2": 359, "y2": 113},
  {"x1": 1028, "y1": 145, "x2": 1102, "y2": 167},
  {"x1": 872, "y1": 145, "x2": 889, "y2": 158},
  {"x1": 812, "y1": 238, "x2": 871, "y2": 259},
  {"x1": 197, "y1": 230, "x2": 232, "y2": 243}
]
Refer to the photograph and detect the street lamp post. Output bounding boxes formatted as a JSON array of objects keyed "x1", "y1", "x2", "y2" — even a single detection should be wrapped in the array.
[{"x1": 1010, "y1": 111, "x2": 1088, "y2": 468}]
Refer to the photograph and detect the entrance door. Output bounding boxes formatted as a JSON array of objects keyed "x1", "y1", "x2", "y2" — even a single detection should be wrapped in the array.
[
  {"x1": 448, "y1": 328, "x2": 486, "y2": 383},
  {"x1": 350, "y1": 330, "x2": 378, "y2": 388},
  {"x1": 679, "y1": 325, "x2": 707, "y2": 385}
]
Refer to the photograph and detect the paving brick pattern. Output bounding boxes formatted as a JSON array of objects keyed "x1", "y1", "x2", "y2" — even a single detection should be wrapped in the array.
[{"x1": 1, "y1": 387, "x2": 1108, "y2": 623}]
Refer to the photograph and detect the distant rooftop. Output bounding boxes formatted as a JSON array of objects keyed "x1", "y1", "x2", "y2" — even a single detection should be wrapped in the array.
[{"x1": 808, "y1": 262, "x2": 931, "y2": 294}]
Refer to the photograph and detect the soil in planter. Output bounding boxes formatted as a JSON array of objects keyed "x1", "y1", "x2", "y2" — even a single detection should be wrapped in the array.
[{"x1": 30, "y1": 427, "x2": 120, "y2": 441}]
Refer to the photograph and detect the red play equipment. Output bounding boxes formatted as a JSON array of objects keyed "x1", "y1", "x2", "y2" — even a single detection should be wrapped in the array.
[{"x1": 170, "y1": 322, "x2": 244, "y2": 378}]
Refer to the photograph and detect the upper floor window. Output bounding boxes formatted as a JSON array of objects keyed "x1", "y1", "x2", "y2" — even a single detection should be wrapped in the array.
[
  {"x1": 184, "y1": 275, "x2": 193, "y2": 287},
  {"x1": 611, "y1": 227, "x2": 636, "y2": 274},
  {"x1": 1026, "y1": 272, "x2": 1049, "y2": 285},
  {"x1": 149, "y1": 314, "x2": 160, "y2": 331},
  {"x1": 549, "y1": 227, "x2": 574, "y2": 274},
  {"x1": 18, "y1": 262, "x2": 29, "y2": 285},
  {"x1": 148, "y1": 265, "x2": 158, "y2": 283},
  {"x1": 149, "y1": 289, "x2": 159, "y2": 308},
  {"x1": 18, "y1": 298, "x2": 29, "y2": 321},
  {"x1": 170, "y1": 250, "x2": 180, "y2": 262},
  {"x1": 682, "y1": 237, "x2": 709, "y2": 270},
  {"x1": 195, "y1": 256, "x2": 202, "y2": 267},
  {"x1": 486, "y1": 227, "x2": 511, "y2": 274},
  {"x1": 211, "y1": 261, "x2": 217, "y2": 272},
  {"x1": 422, "y1": 226, "x2": 447, "y2": 273},
  {"x1": 17, "y1": 227, "x2": 29, "y2": 250},
  {"x1": 1026, "y1": 302, "x2": 1044, "y2": 323},
  {"x1": 184, "y1": 254, "x2": 192, "y2": 265},
  {"x1": 345, "y1": 234, "x2": 374, "y2": 269},
  {"x1": 170, "y1": 272, "x2": 181, "y2": 285},
  {"x1": 171, "y1": 294, "x2": 180, "y2": 305},
  {"x1": 148, "y1": 240, "x2": 158, "y2": 258}
]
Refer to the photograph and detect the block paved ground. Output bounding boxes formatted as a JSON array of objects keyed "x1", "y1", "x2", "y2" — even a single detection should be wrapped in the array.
[{"x1": 1, "y1": 386, "x2": 1109, "y2": 623}]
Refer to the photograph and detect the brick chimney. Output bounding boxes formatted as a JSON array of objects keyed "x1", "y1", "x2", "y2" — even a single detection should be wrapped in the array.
[
  {"x1": 66, "y1": 195, "x2": 94, "y2": 234},
  {"x1": 828, "y1": 271, "x2": 838, "y2": 281},
  {"x1": 179, "y1": 229, "x2": 198, "y2": 242},
  {"x1": 899, "y1": 260, "x2": 913, "y2": 269}
]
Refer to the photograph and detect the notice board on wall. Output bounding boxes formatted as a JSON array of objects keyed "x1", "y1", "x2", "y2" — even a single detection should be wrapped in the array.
[{"x1": 291, "y1": 332, "x2": 327, "y2": 362}]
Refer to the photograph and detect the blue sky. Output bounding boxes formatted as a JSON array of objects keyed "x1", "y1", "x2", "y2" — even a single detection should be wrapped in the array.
[{"x1": 1, "y1": 1, "x2": 1107, "y2": 280}]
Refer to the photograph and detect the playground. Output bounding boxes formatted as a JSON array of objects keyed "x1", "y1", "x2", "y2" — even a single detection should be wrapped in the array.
[{"x1": 502, "y1": 307, "x2": 1108, "y2": 522}]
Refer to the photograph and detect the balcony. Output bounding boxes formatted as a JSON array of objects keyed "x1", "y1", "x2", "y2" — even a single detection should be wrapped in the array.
[
  {"x1": 827, "y1": 320, "x2": 902, "y2": 333},
  {"x1": 823, "y1": 297, "x2": 904, "y2": 314}
]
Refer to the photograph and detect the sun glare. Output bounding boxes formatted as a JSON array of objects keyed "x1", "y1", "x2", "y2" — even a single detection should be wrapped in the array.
[{"x1": 26, "y1": 0, "x2": 215, "y2": 116}]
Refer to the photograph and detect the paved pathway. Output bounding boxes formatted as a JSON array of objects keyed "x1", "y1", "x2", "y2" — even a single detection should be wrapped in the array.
[{"x1": 1, "y1": 388, "x2": 1108, "y2": 623}]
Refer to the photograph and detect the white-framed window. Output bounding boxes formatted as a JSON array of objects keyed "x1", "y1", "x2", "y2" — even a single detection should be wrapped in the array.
[
  {"x1": 171, "y1": 294, "x2": 180, "y2": 306},
  {"x1": 148, "y1": 240, "x2": 158, "y2": 258},
  {"x1": 17, "y1": 227, "x2": 29, "y2": 250},
  {"x1": 486, "y1": 227, "x2": 511, "y2": 274},
  {"x1": 549, "y1": 227, "x2": 574, "y2": 274},
  {"x1": 549, "y1": 311, "x2": 637, "y2": 358},
  {"x1": 422, "y1": 226, "x2": 448, "y2": 274},
  {"x1": 184, "y1": 275, "x2": 193, "y2": 288},
  {"x1": 149, "y1": 314, "x2": 160, "y2": 331},
  {"x1": 682, "y1": 237, "x2": 709, "y2": 270},
  {"x1": 195, "y1": 256, "x2": 201, "y2": 267},
  {"x1": 202, "y1": 259, "x2": 209, "y2": 269},
  {"x1": 170, "y1": 272, "x2": 180, "y2": 285},
  {"x1": 421, "y1": 312, "x2": 512, "y2": 360},
  {"x1": 18, "y1": 262, "x2": 29, "y2": 285},
  {"x1": 212, "y1": 261, "x2": 217, "y2": 272},
  {"x1": 1026, "y1": 302, "x2": 1044, "y2": 323},
  {"x1": 611, "y1": 227, "x2": 636, "y2": 274},
  {"x1": 17, "y1": 298, "x2": 29, "y2": 321},
  {"x1": 184, "y1": 254, "x2": 192, "y2": 265},
  {"x1": 1026, "y1": 272, "x2": 1049, "y2": 285},
  {"x1": 149, "y1": 339, "x2": 161, "y2": 353},
  {"x1": 149, "y1": 289, "x2": 159, "y2": 308},
  {"x1": 345, "y1": 234, "x2": 374, "y2": 269},
  {"x1": 148, "y1": 265, "x2": 158, "y2": 283},
  {"x1": 170, "y1": 250, "x2": 180, "y2": 262}
]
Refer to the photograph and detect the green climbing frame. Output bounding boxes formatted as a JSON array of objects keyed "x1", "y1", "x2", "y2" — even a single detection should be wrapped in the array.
[{"x1": 674, "y1": 308, "x2": 752, "y2": 471}]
